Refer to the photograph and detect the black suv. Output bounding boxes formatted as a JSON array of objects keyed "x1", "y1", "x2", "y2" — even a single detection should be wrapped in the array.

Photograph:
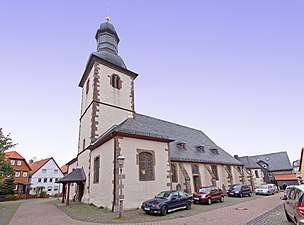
[{"x1": 227, "y1": 184, "x2": 252, "y2": 197}]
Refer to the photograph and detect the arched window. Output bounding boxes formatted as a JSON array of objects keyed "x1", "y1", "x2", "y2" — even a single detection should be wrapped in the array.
[
  {"x1": 171, "y1": 164, "x2": 178, "y2": 183},
  {"x1": 110, "y1": 74, "x2": 122, "y2": 89},
  {"x1": 93, "y1": 156, "x2": 100, "y2": 183},
  {"x1": 139, "y1": 152, "x2": 154, "y2": 181}
]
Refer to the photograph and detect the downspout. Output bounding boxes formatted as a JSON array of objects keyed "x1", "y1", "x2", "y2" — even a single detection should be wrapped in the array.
[{"x1": 112, "y1": 137, "x2": 117, "y2": 212}]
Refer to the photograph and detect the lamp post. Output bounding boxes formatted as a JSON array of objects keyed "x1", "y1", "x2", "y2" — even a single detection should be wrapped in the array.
[{"x1": 117, "y1": 155, "x2": 125, "y2": 218}]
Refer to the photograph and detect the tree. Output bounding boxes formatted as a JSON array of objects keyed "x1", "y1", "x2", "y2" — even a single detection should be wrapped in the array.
[
  {"x1": 0, "y1": 128, "x2": 17, "y2": 153},
  {"x1": 0, "y1": 128, "x2": 16, "y2": 197}
]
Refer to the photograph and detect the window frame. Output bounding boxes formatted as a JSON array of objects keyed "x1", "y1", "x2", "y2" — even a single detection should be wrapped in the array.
[
  {"x1": 15, "y1": 171, "x2": 20, "y2": 177},
  {"x1": 137, "y1": 149, "x2": 155, "y2": 181},
  {"x1": 17, "y1": 160, "x2": 22, "y2": 166},
  {"x1": 22, "y1": 171, "x2": 28, "y2": 177},
  {"x1": 171, "y1": 163, "x2": 178, "y2": 183},
  {"x1": 93, "y1": 156, "x2": 100, "y2": 184}
]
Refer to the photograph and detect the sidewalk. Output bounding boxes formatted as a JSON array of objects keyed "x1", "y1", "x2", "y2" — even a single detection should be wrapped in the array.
[{"x1": 10, "y1": 195, "x2": 283, "y2": 225}]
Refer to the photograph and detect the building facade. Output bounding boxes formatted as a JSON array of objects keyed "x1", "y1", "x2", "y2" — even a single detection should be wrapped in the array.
[
  {"x1": 29, "y1": 158, "x2": 63, "y2": 196},
  {"x1": 4, "y1": 151, "x2": 31, "y2": 195},
  {"x1": 62, "y1": 18, "x2": 250, "y2": 210}
]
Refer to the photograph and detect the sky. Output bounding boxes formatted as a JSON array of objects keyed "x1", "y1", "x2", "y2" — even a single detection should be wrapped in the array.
[{"x1": 0, "y1": 1, "x2": 303, "y2": 167}]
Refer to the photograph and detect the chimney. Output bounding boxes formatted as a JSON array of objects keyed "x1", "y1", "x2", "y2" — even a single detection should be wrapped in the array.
[
  {"x1": 29, "y1": 159, "x2": 33, "y2": 164},
  {"x1": 234, "y1": 155, "x2": 239, "y2": 160}
]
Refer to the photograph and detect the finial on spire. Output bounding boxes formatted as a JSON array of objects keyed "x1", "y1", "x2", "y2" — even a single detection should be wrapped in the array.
[{"x1": 106, "y1": 16, "x2": 110, "y2": 22}]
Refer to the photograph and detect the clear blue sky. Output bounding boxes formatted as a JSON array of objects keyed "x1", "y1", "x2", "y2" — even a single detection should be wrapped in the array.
[{"x1": 1, "y1": 1, "x2": 303, "y2": 166}]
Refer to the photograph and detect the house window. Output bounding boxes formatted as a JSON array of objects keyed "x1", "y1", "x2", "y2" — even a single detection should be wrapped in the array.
[
  {"x1": 50, "y1": 178, "x2": 53, "y2": 182},
  {"x1": 196, "y1": 145, "x2": 205, "y2": 152},
  {"x1": 15, "y1": 171, "x2": 20, "y2": 177},
  {"x1": 255, "y1": 170, "x2": 259, "y2": 178},
  {"x1": 211, "y1": 165, "x2": 219, "y2": 180},
  {"x1": 38, "y1": 178, "x2": 42, "y2": 182},
  {"x1": 44, "y1": 178, "x2": 47, "y2": 183},
  {"x1": 110, "y1": 74, "x2": 122, "y2": 89},
  {"x1": 17, "y1": 160, "x2": 22, "y2": 166},
  {"x1": 23, "y1": 172, "x2": 28, "y2": 177},
  {"x1": 42, "y1": 169, "x2": 47, "y2": 173},
  {"x1": 54, "y1": 170, "x2": 58, "y2": 174},
  {"x1": 210, "y1": 148, "x2": 219, "y2": 154},
  {"x1": 54, "y1": 186, "x2": 58, "y2": 191},
  {"x1": 47, "y1": 186, "x2": 52, "y2": 192},
  {"x1": 83, "y1": 139, "x2": 86, "y2": 150},
  {"x1": 11, "y1": 160, "x2": 15, "y2": 165},
  {"x1": 139, "y1": 152, "x2": 155, "y2": 181},
  {"x1": 171, "y1": 164, "x2": 178, "y2": 183},
  {"x1": 55, "y1": 178, "x2": 59, "y2": 182},
  {"x1": 86, "y1": 79, "x2": 90, "y2": 94},
  {"x1": 93, "y1": 156, "x2": 100, "y2": 183}
]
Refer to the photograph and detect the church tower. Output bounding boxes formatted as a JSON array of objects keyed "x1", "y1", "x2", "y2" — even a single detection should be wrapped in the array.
[{"x1": 78, "y1": 17, "x2": 138, "y2": 153}]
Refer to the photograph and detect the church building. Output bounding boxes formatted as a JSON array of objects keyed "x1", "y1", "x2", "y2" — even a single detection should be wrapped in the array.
[{"x1": 62, "y1": 17, "x2": 249, "y2": 211}]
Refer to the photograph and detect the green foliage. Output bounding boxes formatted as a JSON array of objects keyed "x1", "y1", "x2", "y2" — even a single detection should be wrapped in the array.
[
  {"x1": 0, "y1": 177, "x2": 15, "y2": 195},
  {"x1": 0, "y1": 154, "x2": 14, "y2": 180},
  {"x1": 0, "y1": 128, "x2": 17, "y2": 153}
]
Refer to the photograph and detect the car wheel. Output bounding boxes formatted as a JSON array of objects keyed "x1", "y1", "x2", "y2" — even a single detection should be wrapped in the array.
[
  {"x1": 239, "y1": 193, "x2": 243, "y2": 198},
  {"x1": 186, "y1": 201, "x2": 191, "y2": 210},
  {"x1": 160, "y1": 206, "x2": 168, "y2": 216},
  {"x1": 285, "y1": 210, "x2": 292, "y2": 222},
  {"x1": 248, "y1": 192, "x2": 252, "y2": 197},
  {"x1": 207, "y1": 198, "x2": 212, "y2": 205},
  {"x1": 220, "y1": 195, "x2": 224, "y2": 202}
]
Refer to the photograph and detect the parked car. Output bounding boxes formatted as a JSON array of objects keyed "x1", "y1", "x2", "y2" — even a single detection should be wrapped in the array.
[
  {"x1": 281, "y1": 186, "x2": 294, "y2": 200},
  {"x1": 141, "y1": 190, "x2": 192, "y2": 216},
  {"x1": 284, "y1": 185, "x2": 304, "y2": 224},
  {"x1": 255, "y1": 184, "x2": 273, "y2": 195},
  {"x1": 192, "y1": 186, "x2": 224, "y2": 205},
  {"x1": 227, "y1": 184, "x2": 252, "y2": 197},
  {"x1": 267, "y1": 184, "x2": 279, "y2": 193}
]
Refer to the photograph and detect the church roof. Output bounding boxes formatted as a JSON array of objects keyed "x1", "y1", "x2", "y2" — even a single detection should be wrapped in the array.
[
  {"x1": 238, "y1": 152, "x2": 293, "y2": 171},
  {"x1": 92, "y1": 113, "x2": 243, "y2": 166}
]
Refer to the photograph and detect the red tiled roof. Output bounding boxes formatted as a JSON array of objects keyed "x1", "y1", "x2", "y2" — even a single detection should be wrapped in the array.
[
  {"x1": 274, "y1": 173, "x2": 297, "y2": 181},
  {"x1": 60, "y1": 165, "x2": 68, "y2": 174},
  {"x1": 29, "y1": 158, "x2": 51, "y2": 175},
  {"x1": 4, "y1": 151, "x2": 25, "y2": 159}
]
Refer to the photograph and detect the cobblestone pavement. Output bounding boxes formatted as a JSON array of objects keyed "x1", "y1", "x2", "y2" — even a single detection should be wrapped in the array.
[
  {"x1": 246, "y1": 204, "x2": 292, "y2": 225},
  {"x1": 10, "y1": 194, "x2": 283, "y2": 225}
]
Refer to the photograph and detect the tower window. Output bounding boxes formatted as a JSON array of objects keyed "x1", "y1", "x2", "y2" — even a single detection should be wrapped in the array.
[
  {"x1": 110, "y1": 74, "x2": 122, "y2": 89},
  {"x1": 86, "y1": 79, "x2": 90, "y2": 94}
]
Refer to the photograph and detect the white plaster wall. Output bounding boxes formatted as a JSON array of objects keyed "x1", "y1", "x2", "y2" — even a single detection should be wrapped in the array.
[
  {"x1": 77, "y1": 150, "x2": 91, "y2": 203},
  {"x1": 231, "y1": 166, "x2": 241, "y2": 185},
  {"x1": 90, "y1": 139, "x2": 114, "y2": 209},
  {"x1": 95, "y1": 64, "x2": 134, "y2": 136},
  {"x1": 78, "y1": 107, "x2": 93, "y2": 153},
  {"x1": 98, "y1": 64, "x2": 133, "y2": 111},
  {"x1": 119, "y1": 137, "x2": 170, "y2": 209},
  {"x1": 29, "y1": 159, "x2": 63, "y2": 196},
  {"x1": 67, "y1": 160, "x2": 78, "y2": 200},
  {"x1": 81, "y1": 68, "x2": 94, "y2": 114}
]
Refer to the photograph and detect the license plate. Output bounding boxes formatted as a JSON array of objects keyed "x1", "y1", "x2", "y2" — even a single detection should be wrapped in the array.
[
  {"x1": 230, "y1": 193, "x2": 234, "y2": 195},
  {"x1": 194, "y1": 197, "x2": 199, "y2": 200},
  {"x1": 144, "y1": 207, "x2": 150, "y2": 210}
]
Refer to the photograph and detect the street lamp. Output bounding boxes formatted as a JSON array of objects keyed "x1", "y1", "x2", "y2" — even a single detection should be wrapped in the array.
[{"x1": 117, "y1": 155, "x2": 125, "y2": 218}]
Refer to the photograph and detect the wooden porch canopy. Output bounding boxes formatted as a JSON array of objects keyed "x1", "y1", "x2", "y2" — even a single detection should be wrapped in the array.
[{"x1": 56, "y1": 168, "x2": 86, "y2": 205}]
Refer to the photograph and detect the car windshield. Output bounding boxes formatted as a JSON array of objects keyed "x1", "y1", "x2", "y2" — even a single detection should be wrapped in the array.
[
  {"x1": 199, "y1": 187, "x2": 211, "y2": 193},
  {"x1": 155, "y1": 191, "x2": 171, "y2": 199},
  {"x1": 258, "y1": 185, "x2": 268, "y2": 189},
  {"x1": 232, "y1": 185, "x2": 242, "y2": 190}
]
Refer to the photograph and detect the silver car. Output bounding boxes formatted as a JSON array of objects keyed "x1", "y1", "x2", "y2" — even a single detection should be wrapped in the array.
[
  {"x1": 284, "y1": 185, "x2": 304, "y2": 224},
  {"x1": 255, "y1": 184, "x2": 273, "y2": 195}
]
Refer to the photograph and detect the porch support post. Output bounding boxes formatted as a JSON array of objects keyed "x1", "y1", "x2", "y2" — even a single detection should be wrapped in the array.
[
  {"x1": 67, "y1": 183, "x2": 70, "y2": 205},
  {"x1": 61, "y1": 183, "x2": 65, "y2": 203}
]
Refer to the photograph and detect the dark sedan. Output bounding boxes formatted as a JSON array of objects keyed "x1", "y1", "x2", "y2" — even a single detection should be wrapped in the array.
[{"x1": 141, "y1": 190, "x2": 192, "y2": 216}]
